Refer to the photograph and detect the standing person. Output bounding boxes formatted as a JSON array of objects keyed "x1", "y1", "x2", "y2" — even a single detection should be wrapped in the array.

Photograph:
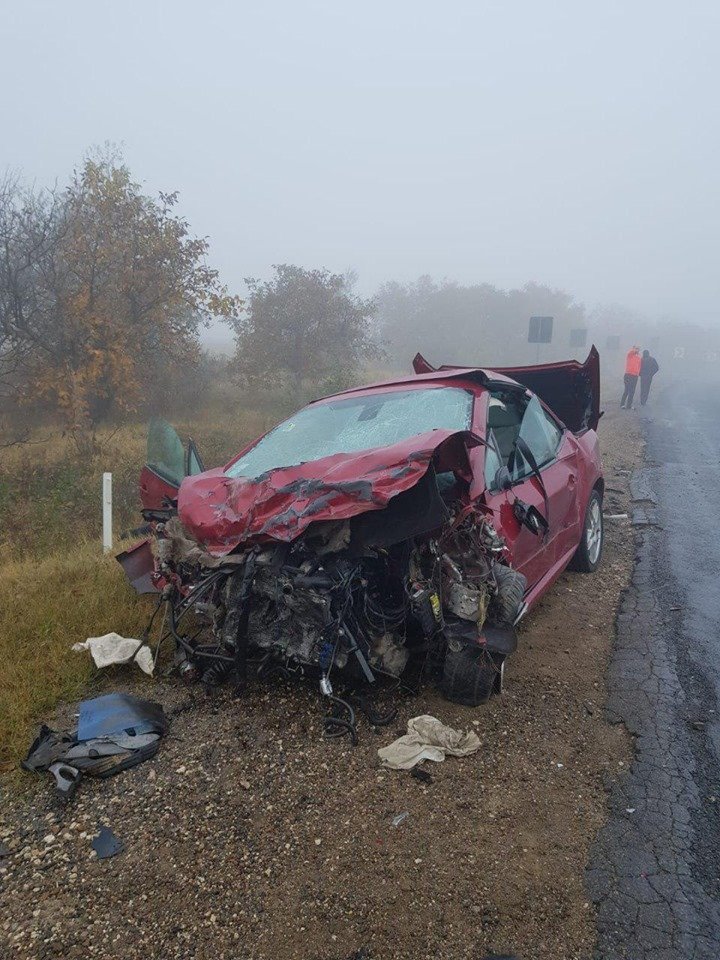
[
  {"x1": 639, "y1": 349, "x2": 660, "y2": 406},
  {"x1": 620, "y1": 345, "x2": 642, "y2": 409}
]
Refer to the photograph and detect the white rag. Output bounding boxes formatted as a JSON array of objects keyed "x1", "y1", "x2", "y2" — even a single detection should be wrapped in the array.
[
  {"x1": 72, "y1": 633, "x2": 154, "y2": 675},
  {"x1": 377, "y1": 714, "x2": 481, "y2": 770}
]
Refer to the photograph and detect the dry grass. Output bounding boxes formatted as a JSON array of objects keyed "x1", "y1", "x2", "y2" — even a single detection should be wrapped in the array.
[{"x1": 0, "y1": 542, "x2": 158, "y2": 770}]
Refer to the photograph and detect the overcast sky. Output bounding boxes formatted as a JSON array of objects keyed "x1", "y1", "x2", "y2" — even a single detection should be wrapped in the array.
[{"x1": 2, "y1": 1, "x2": 719, "y2": 336}]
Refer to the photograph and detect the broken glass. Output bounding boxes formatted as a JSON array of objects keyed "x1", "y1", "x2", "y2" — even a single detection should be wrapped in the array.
[
  {"x1": 147, "y1": 419, "x2": 186, "y2": 486},
  {"x1": 226, "y1": 387, "x2": 474, "y2": 480}
]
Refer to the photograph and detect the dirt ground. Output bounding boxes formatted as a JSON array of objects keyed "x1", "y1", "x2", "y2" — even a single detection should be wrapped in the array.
[{"x1": 0, "y1": 410, "x2": 642, "y2": 960}]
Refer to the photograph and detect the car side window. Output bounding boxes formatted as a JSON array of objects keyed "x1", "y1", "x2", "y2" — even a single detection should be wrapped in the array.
[
  {"x1": 485, "y1": 390, "x2": 564, "y2": 488},
  {"x1": 483, "y1": 428, "x2": 503, "y2": 488},
  {"x1": 485, "y1": 391, "x2": 527, "y2": 488},
  {"x1": 512, "y1": 395, "x2": 563, "y2": 480}
]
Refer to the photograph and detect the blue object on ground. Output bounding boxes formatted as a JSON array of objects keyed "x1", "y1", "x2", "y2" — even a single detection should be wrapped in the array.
[{"x1": 77, "y1": 693, "x2": 167, "y2": 741}]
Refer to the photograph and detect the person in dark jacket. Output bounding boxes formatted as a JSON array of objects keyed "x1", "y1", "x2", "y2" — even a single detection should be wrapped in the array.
[{"x1": 639, "y1": 350, "x2": 660, "y2": 406}]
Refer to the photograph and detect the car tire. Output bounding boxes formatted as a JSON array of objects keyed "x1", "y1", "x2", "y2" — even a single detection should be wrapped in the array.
[
  {"x1": 568, "y1": 488, "x2": 604, "y2": 573},
  {"x1": 442, "y1": 644, "x2": 504, "y2": 706},
  {"x1": 489, "y1": 564, "x2": 527, "y2": 626}
]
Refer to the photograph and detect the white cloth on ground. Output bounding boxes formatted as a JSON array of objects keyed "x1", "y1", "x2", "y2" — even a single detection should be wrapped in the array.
[
  {"x1": 377, "y1": 714, "x2": 481, "y2": 770},
  {"x1": 72, "y1": 633, "x2": 154, "y2": 675}
]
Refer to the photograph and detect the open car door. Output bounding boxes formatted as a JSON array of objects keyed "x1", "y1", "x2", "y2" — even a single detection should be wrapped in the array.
[
  {"x1": 140, "y1": 419, "x2": 205, "y2": 518},
  {"x1": 120, "y1": 420, "x2": 206, "y2": 594},
  {"x1": 491, "y1": 347, "x2": 601, "y2": 433},
  {"x1": 413, "y1": 347, "x2": 601, "y2": 433}
]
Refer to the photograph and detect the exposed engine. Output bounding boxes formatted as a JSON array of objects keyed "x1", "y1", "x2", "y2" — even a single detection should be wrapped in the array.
[{"x1": 152, "y1": 476, "x2": 526, "y2": 735}]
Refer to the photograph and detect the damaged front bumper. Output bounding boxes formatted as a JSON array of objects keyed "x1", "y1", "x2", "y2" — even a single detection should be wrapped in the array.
[{"x1": 123, "y1": 480, "x2": 525, "y2": 730}]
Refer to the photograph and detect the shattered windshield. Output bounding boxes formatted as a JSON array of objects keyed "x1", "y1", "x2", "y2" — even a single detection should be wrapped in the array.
[{"x1": 225, "y1": 387, "x2": 474, "y2": 479}]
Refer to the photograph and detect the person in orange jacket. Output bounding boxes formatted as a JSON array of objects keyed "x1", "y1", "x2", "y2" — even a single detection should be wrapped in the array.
[{"x1": 620, "y1": 346, "x2": 642, "y2": 409}]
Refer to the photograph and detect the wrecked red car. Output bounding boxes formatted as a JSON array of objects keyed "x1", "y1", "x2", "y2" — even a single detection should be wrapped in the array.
[{"x1": 121, "y1": 349, "x2": 603, "y2": 732}]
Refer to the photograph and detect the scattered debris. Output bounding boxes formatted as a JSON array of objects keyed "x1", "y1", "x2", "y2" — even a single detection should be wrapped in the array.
[
  {"x1": 72, "y1": 632, "x2": 154, "y2": 675},
  {"x1": 22, "y1": 694, "x2": 167, "y2": 798},
  {"x1": 48, "y1": 762, "x2": 82, "y2": 800},
  {"x1": 76, "y1": 693, "x2": 167, "y2": 740},
  {"x1": 603, "y1": 512, "x2": 629, "y2": 521},
  {"x1": 391, "y1": 812, "x2": 409, "y2": 827},
  {"x1": 378, "y1": 715, "x2": 481, "y2": 770},
  {"x1": 91, "y1": 826, "x2": 124, "y2": 860}
]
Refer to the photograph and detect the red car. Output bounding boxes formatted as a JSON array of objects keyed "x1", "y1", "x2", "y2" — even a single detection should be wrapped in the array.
[{"x1": 122, "y1": 349, "x2": 603, "y2": 727}]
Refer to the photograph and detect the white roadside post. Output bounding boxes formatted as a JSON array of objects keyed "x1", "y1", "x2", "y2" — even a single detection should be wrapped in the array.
[{"x1": 102, "y1": 472, "x2": 113, "y2": 554}]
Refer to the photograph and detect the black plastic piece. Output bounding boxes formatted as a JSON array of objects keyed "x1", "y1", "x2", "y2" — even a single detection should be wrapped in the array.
[
  {"x1": 92, "y1": 826, "x2": 124, "y2": 859},
  {"x1": 480, "y1": 625, "x2": 518, "y2": 656}
]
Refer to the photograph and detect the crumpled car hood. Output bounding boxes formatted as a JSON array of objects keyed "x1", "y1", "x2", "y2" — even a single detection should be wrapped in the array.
[{"x1": 178, "y1": 429, "x2": 476, "y2": 556}]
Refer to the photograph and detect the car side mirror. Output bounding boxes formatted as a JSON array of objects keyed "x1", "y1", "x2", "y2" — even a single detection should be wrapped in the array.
[
  {"x1": 514, "y1": 499, "x2": 549, "y2": 537},
  {"x1": 493, "y1": 465, "x2": 512, "y2": 491}
]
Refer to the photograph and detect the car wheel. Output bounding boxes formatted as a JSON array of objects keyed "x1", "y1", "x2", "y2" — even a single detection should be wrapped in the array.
[
  {"x1": 569, "y1": 488, "x2": 603, "y2": 573},
  {"x1": 489, "y1": 564, "x2": 527, "y2": 625},
  {"x1": 442, "y1": 644, "x2": 504, "y2": 706}
]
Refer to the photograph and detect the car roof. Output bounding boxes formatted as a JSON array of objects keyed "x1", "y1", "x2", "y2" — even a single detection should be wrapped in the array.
[{"x1": 314, "y1": 367, "x2": 520, "y2": 404}]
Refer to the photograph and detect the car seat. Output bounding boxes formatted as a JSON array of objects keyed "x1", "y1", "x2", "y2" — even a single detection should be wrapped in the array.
[{"x1": 487, "y1": 397, "x2": 523, "y2": 464}]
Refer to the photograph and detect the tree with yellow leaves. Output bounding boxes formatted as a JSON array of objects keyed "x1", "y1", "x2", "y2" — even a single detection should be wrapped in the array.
[{"x1": 0, "y1": 150, "x2": 240, "y2": 449}]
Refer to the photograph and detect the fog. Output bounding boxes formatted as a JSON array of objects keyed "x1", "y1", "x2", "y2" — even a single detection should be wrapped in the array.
[{"x1": 2, "y1": 0, "x2": 720, "y2": 337}]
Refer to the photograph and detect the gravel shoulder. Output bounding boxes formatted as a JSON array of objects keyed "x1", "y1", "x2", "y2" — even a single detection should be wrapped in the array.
[{"x1": 0, "y1": 411, "x2": 641, "y2": 960}]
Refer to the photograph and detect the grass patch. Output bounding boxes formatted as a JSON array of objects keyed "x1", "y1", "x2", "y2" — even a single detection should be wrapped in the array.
[{"x1": 0, "y1": 543, "x2": 154, "y2": 771}]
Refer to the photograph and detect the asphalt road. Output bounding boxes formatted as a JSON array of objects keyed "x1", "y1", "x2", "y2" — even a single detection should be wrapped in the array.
[{"x1": 589, "y1": 379, "x2": 720, "y2": 959}]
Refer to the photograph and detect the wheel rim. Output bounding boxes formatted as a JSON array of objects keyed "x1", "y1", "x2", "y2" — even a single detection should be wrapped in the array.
[{"x1": 586, "y1": 498, "x2": 602, "y2": 564}]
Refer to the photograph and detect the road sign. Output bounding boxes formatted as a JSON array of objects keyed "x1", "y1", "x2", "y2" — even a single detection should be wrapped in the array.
[
  {"x1": 569, "y1": 328, "x2": 587, "y2": 348},
  {"x1": 528, "y1": 316, "x2": 553, "y2": 343}
]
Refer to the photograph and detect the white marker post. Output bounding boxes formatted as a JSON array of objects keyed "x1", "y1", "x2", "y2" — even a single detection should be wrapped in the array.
[{"x1": 102, "y1": 472, "x2": 113, "y2": 554}]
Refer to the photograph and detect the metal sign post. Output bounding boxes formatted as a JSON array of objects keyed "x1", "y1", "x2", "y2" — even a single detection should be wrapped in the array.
[{"x1": 528, "y1": 316, "x2": 553, "y2": 362}]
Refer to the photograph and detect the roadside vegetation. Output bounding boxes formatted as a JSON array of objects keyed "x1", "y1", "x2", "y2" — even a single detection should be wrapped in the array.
[{"x1": 1, "y1": 145, "x2": 713, "y2": 773}]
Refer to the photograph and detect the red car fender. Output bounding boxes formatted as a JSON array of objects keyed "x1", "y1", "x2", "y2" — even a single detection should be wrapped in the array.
[{"x1": 573, "y1": 428, "x2": 604, "y2": 513}]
